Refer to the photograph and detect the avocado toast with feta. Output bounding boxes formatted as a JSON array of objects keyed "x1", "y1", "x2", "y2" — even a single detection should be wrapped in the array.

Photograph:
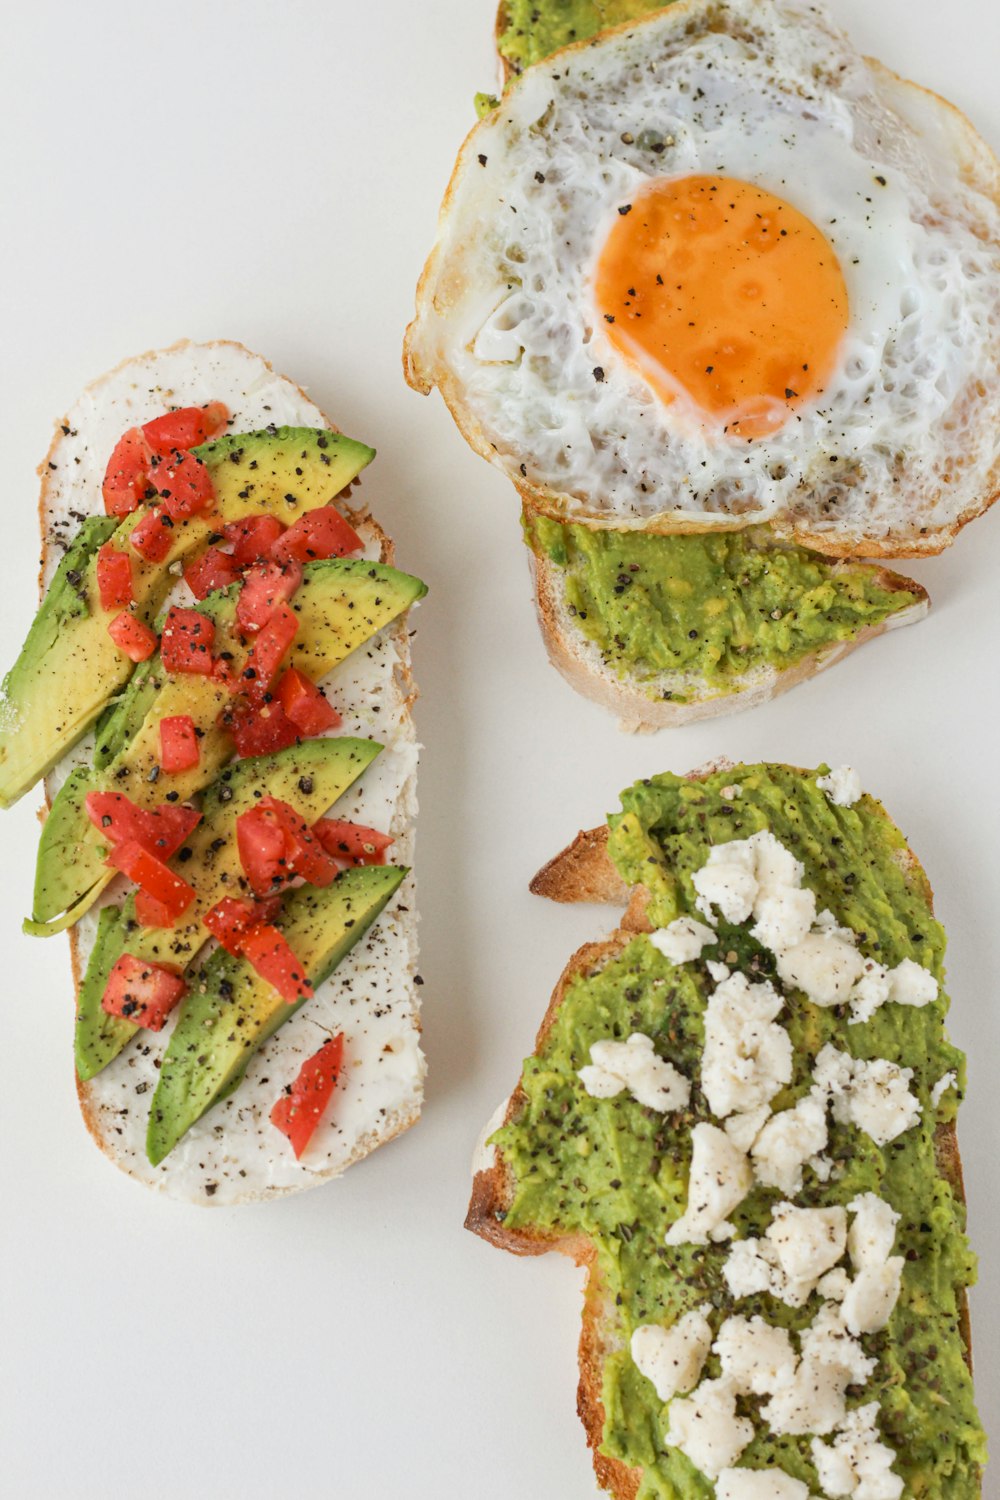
[
  {"x1": 4, "y1": 341, "x2": 429, "y2": 1203},
  {"x1": 468, "y1": 762, "x2": 984, "y2": 1498}
]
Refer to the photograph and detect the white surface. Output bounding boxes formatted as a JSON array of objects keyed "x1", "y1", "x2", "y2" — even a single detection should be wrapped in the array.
[{"x1": 0, "y1": 2, "x2": 996, "y2": 1496}]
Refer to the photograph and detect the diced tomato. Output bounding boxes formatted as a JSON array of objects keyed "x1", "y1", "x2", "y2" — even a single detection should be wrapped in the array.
[
  {"x1": 243, "y1": 603, "x2": 299, "y2": 705},
  {"x1": 313, "y1": 818, "x2": 394, "y2": 867},
  {"x1": 154, "y1": 449, "x2": 215, "y2": 521},
  {"x1": 277, "y1": 668, "x2": 340, "y2": 736},
  {"x1": 264, "y1": 797, "x2": 337, "y2": 885},
  {"x1": 203, "y1": 895, "x2": 282, "y2": 954},
  {"x1": 159, "y1": 714, "x2": 200, "y2": 774},
  {"x1": 235, "y1": 559, "x2": 302, "y2": 636},
  {"x1": 236, "y1": 922, "x2": 313, "y2": 1005},
  {"x1": 96, "y1": 543, "x2": 134, "y2": 610},
  {"x1": 272, "y1": 505, "x2": 363, "y2": 564},
  {"x1": 135, "y1": 887, "x2": 182, "y2": 928},
  {"x1": 160, "y1": 606, "x2": 216, "y2": 675},
  {"x1": 270, "y1": 1035, "x2": 345, "y2": 1157},
  {"x1": 107, "y1": 840, "x2": 196, "y2": 922},
  {"x1": 229, "y1": 700, "x2": 300, "y2": 758},
  {"x1": 107, "y1": 611, "x2": 158, "y2": 662},
  {"x1": 85, "y1": 791, "x2": 200, "y2": 858},
  {"x1": 102, "y1": 428, "x2": 154, "y2": 517},
  {"x1": 142, "y1": 402, "x2": 229, "y2": 455},
  {"x1": 224, "y1": 514, "x2": 286, "y2": 568},
  {"x1": 101, "y1": 954, "x2": 187, "y2": 1031},
  {"x1": 183, "y1": 545, "x2": 241, "y2": 601},
  {"x1": 129, "y1": 505, "x2": 176, "y2": 563},
  {"x1": 236, "y1": 797, "x2": 337, "y2": 896}
]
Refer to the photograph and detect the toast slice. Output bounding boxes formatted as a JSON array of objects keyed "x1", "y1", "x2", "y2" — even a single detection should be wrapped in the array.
[
  {"x1": 468, "y1": 763, "x2": 983, "y2": 1497},
  {"x1": 34, "y1": 341, "x2": 425, "y2": 1204}
]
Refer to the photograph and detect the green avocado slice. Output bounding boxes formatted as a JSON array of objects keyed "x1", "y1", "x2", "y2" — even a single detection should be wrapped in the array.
[
  {"x1": 74, "y1": 736, "x2": 383, "y2": 1081},
  {"x1": 30, "y1": 557, "x2": 425, "y2": 931},
  {"x1": 0, "y1": 426, "x2": 374, "y2": 809},
  {"x1": 146, "y1": 864, "x2": 407, "y2": 1165}
]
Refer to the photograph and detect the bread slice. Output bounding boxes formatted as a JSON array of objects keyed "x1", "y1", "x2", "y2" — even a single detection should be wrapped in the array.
[
  {"x1": 528, "y1": 535, "x2": 929, "y2": 732},
  {"x1": 34, "y1": 340, "x2": 425, "y2": 1204},
  {"x1": 468, "y1": 765, "x2": 979, "y2": 1498}
]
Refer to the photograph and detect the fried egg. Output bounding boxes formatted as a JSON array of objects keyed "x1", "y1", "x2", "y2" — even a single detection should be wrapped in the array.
[{"x1": 406, "y1": 0, "x2": 1000, "y2": 555}]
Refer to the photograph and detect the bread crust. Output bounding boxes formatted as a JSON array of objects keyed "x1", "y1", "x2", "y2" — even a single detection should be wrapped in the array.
[
  {"x1": 35, "y1": 340, "x2": 424, "y2": 1204},
  {"x1": 528, "y1": 531, "x2": 930, "y2": 731},
  {"x1": 468, "y1": 772, "x2": 975, "y2": 1498}
]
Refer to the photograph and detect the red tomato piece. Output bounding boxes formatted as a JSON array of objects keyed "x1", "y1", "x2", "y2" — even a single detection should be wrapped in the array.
[
  {"x1": 229, "y1": 700, "x2": 300, "y2": 758},
  {"x1": 203, "y1": 895, "x2": 283, "y2": 954},
  {"x1": 129, "y1": 505, "x2": 176, "y2": 563},
  {"x1": 270, "y1": 1035, "x2": 345, "y2": 1156},
  {"x1": 235, "y1": 559, "x2": 302, "y2": 636},
  {"x1": 102, "y1": 428, "x2": 154, "y2": 518},
  {"x1": 272, "y1": 505, "x2": 363, "y2": 564},
  {"x1": 107, "y1": 611, "x2": 158, "y2": 662},
  {"x1": 262, "y1": 797, "x2": 338, "y2": 887},
  {"x1": 85, "y1": 792, "x2": 200, "y2": 858},
  {"x1": 159, "y1": 714, "x2": 200, "y2": 774},
  {"x1": 142, "y1": 402, "x2": 229, "y2": 455},
  {"x1": 276, "y1": 668, "x2": 341, "y2": 736},
  {"x1": 102, "y1": 954, "x2": 187, "y2": 1031},
  {"x1": 106, "y1": 841, "x2": 196, "y2": 921},
  {"x1": 235, "y1": 804, "x2": 295, "y2": 897},
  {"x1": 313, "y1": 818, "x2": 394, "y2": 867},
  {"x1": 135, "y1": 887, "x2": 182, "y2": 928},
  {"x1": 160, "y1": 606, "x2": 216, "y2": 675},
  {"x1": 96, "y1": 544, "x2": 134, "y2": 610},
  {"x1": 224, "y1": 515, "x2": 286, "y2": 569},
  {"x1": 236, "y1": 922, "x2": 313, "y2": 1005},
  {"x1": 243, "y1": 603, "x2": 299, "y2": 705},
  {"x1": 183, "y1": 545, "x2": 241, "y2": 601},
  {"x1": 154, "y1": 449, "x2": 216, "y2": 521}
]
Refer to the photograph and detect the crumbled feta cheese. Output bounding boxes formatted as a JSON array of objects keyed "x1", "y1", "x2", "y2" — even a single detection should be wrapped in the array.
[
  {"x1": 714, "y1": 1315, "x2": 797, "y2": 1396},
  {"x1": 817, "y1": 1268, "x2": 851, "y2": 1302},
  {"x1": 888, "y1": 957, "x2": 938, "y2": 1008},
  {"x1": 848, "y1": 960, "x2": 892, "y2": 1024},
  {"x1": 692, "y1": 831, "x2": 804, "y2": 929},
  {"x1": 724, "y1": 1104, "x2": 771, "y2": 1154},
  {"x1": 817, "y1": 765, "x2": 862, "y2": 807},
  {"x1": 723, "y1": 1237, "x2": 778, "y2": 1300},
  {"x1": 847, "y1": 1194, "x2": 900, "y2": 1269},
  {"x1": 810, "y1": 1153, "x2": 835, "y2": 1183},
  {"x1": 841, "y1": 1259, "x2": 904, "y2": 1336},
  {"x1": 701, "y1": 973, "x2": 793, "y2": 1118},
  {"x1": 631, "y1": 1307, "x2": 713, "y2": 1403},
  {"x1": 768, "y1": 1203, "x2": 848, "y2": 1291},
  {"x1": 813, "y1": 1045, "x2": 921, "y2": 1146},
  {"x1": 579, "y1": 1033, "x2": 690, "y2": 1112},
  {"x1": 763, "y1": 1306, "x2": 874, "y2": 1437},
  {"x1": 931, "y1": 1070, "x2": 956, "y2": 1107},
  {"x1": 707, "y1": 960, "x2": 732, "y2": 983},
  {"x1": 751, "y1": 886, "x2": 817, "y2": 952},
  {"x1": 751, "y1": 1092, "x2": 829, "y2": 1195},
  {"x1": 776, "y1": 930, "x2": 865, "y2": 1007},
  {"x1": 800, "y1": 1303, "x2": 876, "y2": 1386},
  {"x1": 719, "y1": 784, "x2": 743, "y2": 802},
  {"x1": 693, "y1": 859, "x2": 758, "y2": 924},
  {"x1": 717, "y1": 1470, "x2": 810, "y2": 1500},
  {"x1": 665, "y1": 1123, "x2": 754, "y2": 1246},
  {"x1": 663, "y1": 1377, "x2": 754, "y2": 1478},
  {"x1": 811, "y1": 1403, "x2": 904, "y2": 1499},
  {"x1": 649, "y1": 916, "x2": 718, "y2": 965}
]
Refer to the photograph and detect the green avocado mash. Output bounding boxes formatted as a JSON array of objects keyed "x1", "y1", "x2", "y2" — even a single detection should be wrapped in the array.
[
  {"x1": 525, "y1": 513, "x2": 922, "y2": 697},
  {"x1": 498, "y1": 0, "x2": 668, "y2": 73},
  {"x1": 491, "y1": 765, "x2": 985, "y2": 1497}
]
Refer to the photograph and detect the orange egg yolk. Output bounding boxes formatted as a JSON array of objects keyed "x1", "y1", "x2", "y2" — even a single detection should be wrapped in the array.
[{"x1": 594, "y1": 174, "x2": 849, "y2": 438}]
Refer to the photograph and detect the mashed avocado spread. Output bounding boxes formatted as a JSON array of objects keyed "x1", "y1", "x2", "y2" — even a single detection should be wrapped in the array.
[
  {"x1": 491, "y1": 765, "x2": 985, "y2": 1497},
  {"x1": 498, "y1": 0, "x2": 668, "y2": 72},
  {"x1": 525, "y1": 513, "x2": 921, "y2": 698}
]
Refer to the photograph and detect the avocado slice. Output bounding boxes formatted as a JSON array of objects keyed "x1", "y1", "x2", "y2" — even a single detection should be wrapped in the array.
[
  {"x1": 30, "y1": 557, "x2": 424, "y2": 931},
  {"x1": 146, "y1": 864, "x2": 406, "y2": 1164},
  {"x1": 0, "y1": 427, "x2": 374, "y2": 809},
  {"x1": 74, "y1": 736, "x2": 383, "y2": 1081}
]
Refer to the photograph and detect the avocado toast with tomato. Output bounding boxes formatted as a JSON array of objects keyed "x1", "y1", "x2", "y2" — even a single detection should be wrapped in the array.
[{"x1": 2, "y1": 340, "x2": 428, "y2": 1203}]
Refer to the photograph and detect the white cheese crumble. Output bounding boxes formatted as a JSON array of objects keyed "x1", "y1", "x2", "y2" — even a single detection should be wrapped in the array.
[
  {"x1": 578, "y1": 1033, "x2": 690, "y2": 1112},
  {"x1": 848, "y1": 1194, "x2": 900, "y2": 1269},
  {"x1": 665, "y1": 1123, "x2": 754, "y2": 1246},
  {"x1": 723, "y1": 1203, "x2": 847, "y2": 1307},
  {"x1": 811, "y1": 1402, "x2": 904, "y2": 1499},
  {"x1": 776, "y1": 930, "x2": 865, "y2": 1007},
  {"x1": 840, "y1": 1192, "x2": 904, "y2": 1336},
  {"x1": 751, "y1": 1091, "x2": 829, "y2": 1194},
  {"x1": 813, "y1": 1045, "x2": 921, "y2": 1147},
  {"x1": 717, "y1": 1470, "x2": 810, "y2": 1500},
  {"x1": 724, "y1": 1103, "x2": 772, "y2": 1154},
  {"x1": 848, "y1": 957, "x2": 939, "y2": 1024},
  {"x1": 817, "y1": 766, "x2": 863, "y2": 807},
  {"x1": 713, "y1": 1314, "x2": 797, "y2": 1396},
  {"x1": 663, "y1": 1377, "x2": 754, "y2": 1479},
  {"x1": 701, "y1": 973, "x2": 793, "y2": 1119},
  {"x1": 762, "y1": 1305, "x2": 875, "y2": 1437},
  {"x1": 649, "y1": 916, "x2": 717, "y2": 965},
  {"x1": 707, "y1": 959, "x2": 732, "y2": 983},
  {"x1": 630, "y1": 1307, "x2": 713, "y2": 1403},
  {"x1": 931, "y1": 1069, "x2": 957, "y2": 1107}
]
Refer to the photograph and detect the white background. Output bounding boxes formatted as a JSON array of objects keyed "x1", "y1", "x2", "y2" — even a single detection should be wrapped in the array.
[{"x1": 0, "y1": 2, "x2": 997, "y2": 1496}]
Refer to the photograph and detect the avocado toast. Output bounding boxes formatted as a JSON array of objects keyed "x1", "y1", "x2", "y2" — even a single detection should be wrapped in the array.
[
  {"x1": 5, "y1": 341, "x2": 428, "y2": 1203},
  {"x1": 468, "y1": 763, "x2": 984, "y2": 1497}
]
